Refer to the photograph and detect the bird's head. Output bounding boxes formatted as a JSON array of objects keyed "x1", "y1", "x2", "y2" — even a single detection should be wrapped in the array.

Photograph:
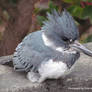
[{"x1": 42, "y1": 9, "x2": 92, "y2": 56}]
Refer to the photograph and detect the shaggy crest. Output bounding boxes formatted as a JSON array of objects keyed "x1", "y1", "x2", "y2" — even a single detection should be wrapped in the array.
[{"x1": 42, "y1": 9, "x2": 79, "y2": 41}]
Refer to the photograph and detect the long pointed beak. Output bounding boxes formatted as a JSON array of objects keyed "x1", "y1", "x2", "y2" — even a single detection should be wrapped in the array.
[{"x1": 71, "y1": 40, "x2": 92, "y2": 56}]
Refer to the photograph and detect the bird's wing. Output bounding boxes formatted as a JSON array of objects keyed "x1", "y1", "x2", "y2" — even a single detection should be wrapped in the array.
[
  {"x1": 13, "y1": 31, "x2": 51, "y2": 72},
  {"x1": 63, "y1": 52, "x2": 80, "y2": 68}
]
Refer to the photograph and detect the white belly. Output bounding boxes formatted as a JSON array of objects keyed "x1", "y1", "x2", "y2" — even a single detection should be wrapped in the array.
[{"x1": 38, "y1": 59, "x2": 68, "y2": 79}]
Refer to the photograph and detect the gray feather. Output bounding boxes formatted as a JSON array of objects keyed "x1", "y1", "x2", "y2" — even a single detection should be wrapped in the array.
[
  {"x1": 13, "y1": 31, "x2": 54, "y2": 72},
  {"x1": 13, "y1": 9, "x2": 80, "y2": 72},
  {"x1": 42, "y1": 9, "x2": 79, "y2": 41}
]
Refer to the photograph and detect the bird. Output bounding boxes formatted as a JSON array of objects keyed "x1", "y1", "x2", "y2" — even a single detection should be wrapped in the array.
[{"x1": 13, "y1": 9, "x2": 92, "y2": 83}]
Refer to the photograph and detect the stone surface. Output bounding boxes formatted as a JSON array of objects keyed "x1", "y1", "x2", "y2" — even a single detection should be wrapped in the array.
[{"x1": 0, "y1": 42, "x2": 92, "y2": 92}]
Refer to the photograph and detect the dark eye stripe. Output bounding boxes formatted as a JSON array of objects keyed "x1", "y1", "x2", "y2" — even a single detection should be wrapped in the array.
[{"x1": 62, "y1": 36, "x2": 69, "y2": 41}]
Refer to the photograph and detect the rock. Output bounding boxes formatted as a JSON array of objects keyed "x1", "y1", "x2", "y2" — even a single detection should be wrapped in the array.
[
  {"x1": 0, "y1": 55, "x2": 13, "y2": 67},
  {"x1": 0, "y1": 42, "x2": 92, "y2": 92}
]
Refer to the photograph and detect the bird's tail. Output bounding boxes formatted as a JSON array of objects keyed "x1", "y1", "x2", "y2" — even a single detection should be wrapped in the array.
[{"x1": 0, "y1": 55, "x2": 13, "y2": 67}]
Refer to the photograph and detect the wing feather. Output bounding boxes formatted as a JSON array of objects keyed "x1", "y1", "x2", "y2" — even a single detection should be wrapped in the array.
[{"x1": 13, "y1": 31, "x2": 47, "y2": 72}]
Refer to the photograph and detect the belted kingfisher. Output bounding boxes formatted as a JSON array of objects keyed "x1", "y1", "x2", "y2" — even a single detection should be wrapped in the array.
[{"x1": 13, "y1": 9, "x2": 92, "y2": 83}]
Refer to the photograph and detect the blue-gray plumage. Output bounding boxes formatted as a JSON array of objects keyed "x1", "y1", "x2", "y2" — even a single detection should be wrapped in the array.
[{"x1": 13, "y1": 9, "x2": 92, "y2": 83}]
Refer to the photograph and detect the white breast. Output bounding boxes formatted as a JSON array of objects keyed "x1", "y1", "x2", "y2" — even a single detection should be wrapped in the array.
[{"x1": 38, "y1": 59, "x2": 68, "y2": 79}]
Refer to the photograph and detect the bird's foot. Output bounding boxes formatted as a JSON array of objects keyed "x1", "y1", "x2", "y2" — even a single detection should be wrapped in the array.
[
  {"x1": 27, "y1": 71, "x2": 47, "y2": 83},
  {"x1": 38, "y1": 76, "x2": 46, "y2": 83},
  {"x1": 27, "y1": 72, "x2": 40, "y2": 83}
]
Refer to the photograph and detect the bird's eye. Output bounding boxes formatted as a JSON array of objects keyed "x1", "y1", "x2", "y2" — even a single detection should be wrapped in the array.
[{"x1": 62, "y1": 36, "x2": 69, "y2": 42}]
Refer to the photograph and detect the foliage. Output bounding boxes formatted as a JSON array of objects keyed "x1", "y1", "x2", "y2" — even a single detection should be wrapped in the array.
[
  {"x1": 48, "y1": 1, "x2": 59, "y2": 12},
  {"x1": 36, "y1": 15, "x2": 47, "y2": 26},
  {"x1": 35, "y1": 0, "x2": 92, "y2": 43},
  {"x1": 35, "y1": 1, "x2": 59, "y2": 26},
  {"x1": 63, "y1": 0, "x2": 81, "y2": 5},
  {"x1": 65, "y1": 0, "x2": 92, "y2": 22},
  {"x1": 36, "y1": 0, "x2": 92, "y2": 25},
  {"x1": 83, "y1": 35, "x2": 92, "y2": 43},
  {"x1": 8, "y1": 0, "x2": 18, "y2": 5},
  {"x1": 0, "y1": 0, "x2": 92, "y2": 43}
]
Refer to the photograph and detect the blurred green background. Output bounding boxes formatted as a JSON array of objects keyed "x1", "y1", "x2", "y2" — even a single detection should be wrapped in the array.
[
  {"x1": 0, "y1": 0, "x2": 92, "y2": 43},
  {"x1": 34, "y1": 0, "x2": 92, "y2": 43}
]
